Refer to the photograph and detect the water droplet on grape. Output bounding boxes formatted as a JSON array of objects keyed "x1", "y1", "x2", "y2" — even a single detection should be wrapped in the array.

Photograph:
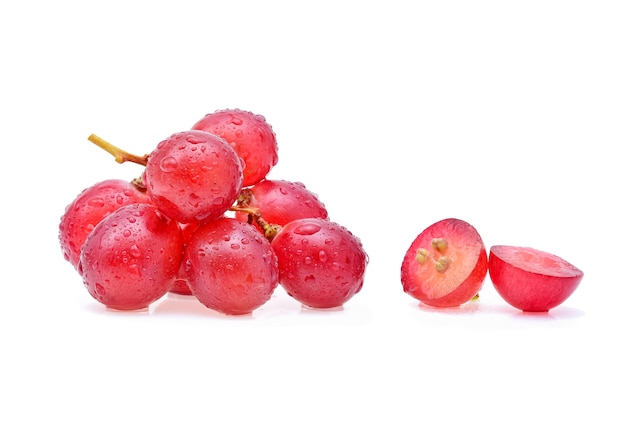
[
  {"x1": 160, "y1": 156, "x2": 178, "y2": 172},
  {"x1": 130, "y1": 244, "x2": 141, "y2": 257},
  {"x1": 222, "y1": 235, "x2": 231, "y2": 242},
  {"x1": 231, "y1": 116, "x2": 243, "y2": 125},
  {"x1": 95, "y1": 283, "x2": 106, "y2": 297},
  {"x1": 123, "y1": 229, "x2": 132, "y2": 238},
  {"x1": 279, "y1": 187, "x2": 288, "y2": 195},
  {"x1": 304, "y1": 256, "x2": 312, "y2": 265},
  {"x1": 186, "y1": 134, "x2": 207, "y2": 144},
  {"x1": 294, "y1": 222, "x2": 322, "y2": 235},
  {"x1": 88, "y1": 198, "x2": 105, "y2": 208},
  {"x1": 231, "y1": 243, "x2": 240, "y2": 250},
  {"x1": 305, "y1": 275, "x2": 316, "y2": 283},
  {"x1": 235, "y1": 130, "x2": 243, "y2": 138},
  {"x1": 318, "y1": 250, "x2": 328, "y2": 262}
]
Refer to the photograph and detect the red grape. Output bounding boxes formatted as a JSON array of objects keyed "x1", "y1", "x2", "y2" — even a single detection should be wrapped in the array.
[
  {"x1": 59, "y1": 179, "x2": 152, "y2": 270},
  {"x1": 184, "y1": 217, "x2": 279, "y2": 315},
  {"x1": 489, "y1": 245, "x2": 584, "y2": 312},
  {"x1": 271, "y1": 218, "x2": 368, "y2": 309},
  {"x1": 143, "y1": 130, "x2": 243, "y2": 224},
  {"x1": 191, "y1": 109, "x2": 278, "y2": 187},
  {"x1": 78, "y1": 203, "x2": 184, "y2": 311},
  {"x1": 235, "y1": 179, "x2": 329, "y2": 230},
  {"x1": 400, "y1": 218, "x2": 488, "y2": 308}
]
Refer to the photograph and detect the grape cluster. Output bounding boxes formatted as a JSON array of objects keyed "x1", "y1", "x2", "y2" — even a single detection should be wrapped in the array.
[{"x1": 59, "y1": 108, "x2": 368, "y2": 315}]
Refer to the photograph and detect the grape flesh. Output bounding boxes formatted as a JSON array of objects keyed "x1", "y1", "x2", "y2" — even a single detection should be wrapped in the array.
[
  {"x1": 191, "y1": 109, "x2": 278, "y2": 187},
  {"x1": 78, "y1": 203, "x2": 184, "y2": 310},
  {"x1": 184, "y1": 217, "x2": 279, "y2": 315},
  {"x1": 271, "y1": 218, "x2": 368, "y2": 309},
  {"x1": 235, "y1": 179, "x2": 329, "y2": 230},
  {"x1": 144, "y1": 130, "x2": 243, "y2": 224},
  {"x1": 59, "y1": 179, "x2": 152, "y2": 270}
]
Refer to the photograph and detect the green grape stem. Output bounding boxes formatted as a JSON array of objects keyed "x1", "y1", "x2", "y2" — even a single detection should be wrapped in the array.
[{"x1": 88, "y1": 134, "x2": 149, "y2": 166}]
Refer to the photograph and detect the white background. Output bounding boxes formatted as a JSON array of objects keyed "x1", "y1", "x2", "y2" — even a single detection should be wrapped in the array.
[{"x1": 1, "y1": 1, "x2": 624, "y2": 427}]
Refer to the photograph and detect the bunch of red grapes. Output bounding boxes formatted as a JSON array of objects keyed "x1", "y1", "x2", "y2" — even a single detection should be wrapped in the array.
[{"x1": 59, "y1": 109, "x2": 368, "y2": 315}]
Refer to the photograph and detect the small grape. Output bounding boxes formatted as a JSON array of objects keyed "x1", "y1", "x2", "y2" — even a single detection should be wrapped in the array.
[
  {"x1": 78, "y1": 203, "x2": 184, "y2": 311},
  {"x1": 184, "y1": 217, "x2": 279, "y2": 315},
  {"x1": 191, "y1": 109, "x2": 278, "y2": 187},
  {"x1": 144, "y1": 130, "x2": 243, "y2": 224},
  {"x1": 59, "y1": 179, "x2": 151, "y2": 270},
  {"x1": 271, "y1": 218, "x2": 368, "y2": 309},
  {"x1": 235, "y1": 179, "x2": 329, "y2": 231}
]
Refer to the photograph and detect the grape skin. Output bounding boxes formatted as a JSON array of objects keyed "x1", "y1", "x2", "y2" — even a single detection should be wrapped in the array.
[
  {"x1": 271, "y1": 218, "x2": 368, "y2": 309},
  {"x1": 191, "y1": 109, "x2": 278, "y2": 187},
  {"x1": 59, "y1": 179, "x2": 152, "y2": 270},
  {"x1": 235, "y1": 179, "x2": 329, "y2": 230},
  {"x1": 184, "y1": 217, "x2": 279, "y2": 315},
  {"x1": 144, "y1": 130, "x2": 243, "y2": 224},
  {"x1": 78, "y1": 203, "x2": 184, "y2": 311}
]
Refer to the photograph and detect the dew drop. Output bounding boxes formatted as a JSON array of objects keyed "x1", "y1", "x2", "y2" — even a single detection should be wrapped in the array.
[
  {"x1": 186, "y1": 134, "x2": 207, "y2": 144},
  {"x1": 160, "y1": 156, "x2": 178, "y2": 172},
  {"x1": 95, "y1": 283, "x2": 106, "y2": 297},
  {"x1": 294, "y1": 222, "x2": 322, "y2": 236},
  {"x1": 123, "y1": 229, "x2": 132, "y2": 238},
  {"x1": 130, "y1": 244, "x2": 141, "y2": 257},
  {"x1": 318, "y1": 250, "x2": 328, "y2": 262},
  {"x1": 88, "y1": 198, "x2": 105, "y2": 208}
]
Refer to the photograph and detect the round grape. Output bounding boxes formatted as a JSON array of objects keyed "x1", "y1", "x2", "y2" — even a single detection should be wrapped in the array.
[
  {"x1": 184, "y1": 217, "x2": 279, "y2": 315},
  {"x1": 144, "y1": 130, "x2": 243, "y2": 224},
  {"x1": 59, "y1": 179, "x2": 152, "y2": 270},
  {"x1": 271, "y1": 218, "x2": 368, "y2": 309},
  {"x1": 235, "y1": 179, "x2": 329, "y2": 231},
  {"x1": 78, "y1": 203, "x2": 184, "y2": 311},
  {"x1": 191, "y1": 109, "x2": 278, "y2": 187}
]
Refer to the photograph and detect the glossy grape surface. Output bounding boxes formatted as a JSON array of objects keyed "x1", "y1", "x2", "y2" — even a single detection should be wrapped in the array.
[
  {"x1": 144, "y1": 130, "x2": 243, "y2": 224},
  {"x1": 78, "y1": 203, "x2": 184, "y2": 310},
  {"x1": 59, "y1": 179, "x2": 152, "y2": 269},
  {"x1": 192, "y1": 109, "x2": 278, "y2": 187},
  {"x1": 184, "y1": 217, "x2": 279, "y2": 315},
  {"x1": 235, "y1": 179, "x2": 328, "y2": 230},
  {"x1": 271, "y1": 218, "x2": 368, "y2": 309}
]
